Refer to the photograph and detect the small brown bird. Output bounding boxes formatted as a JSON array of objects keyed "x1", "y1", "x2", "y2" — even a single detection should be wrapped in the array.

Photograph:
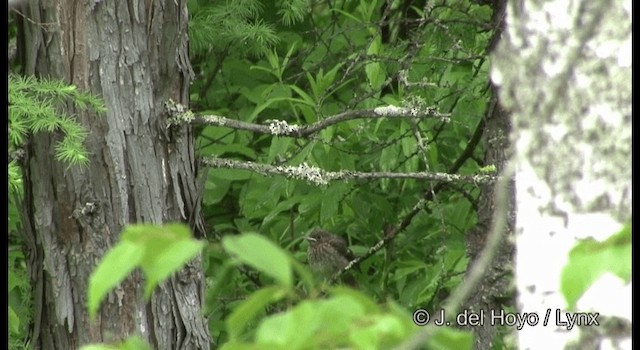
[{"x1": 305, "y1": 229, "x2": 358, "y2": 286}]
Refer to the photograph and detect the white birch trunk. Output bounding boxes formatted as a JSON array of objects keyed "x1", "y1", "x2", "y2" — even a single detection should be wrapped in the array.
[{"x1": 491, "y1": 0, "x2": 631, "y2": 349}]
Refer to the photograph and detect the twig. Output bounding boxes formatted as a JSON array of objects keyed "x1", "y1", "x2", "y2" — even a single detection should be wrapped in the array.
[
  {"x1": 201, "y1": 157, "x2": 497, "y2": 186},
  {"x1": 334, "y1": 114, "x2": 487, "y2": 280},
  {"x1": 393, "y1": 162, "x2": 515, "y2": 350},
  {"x1": 166, "y1": 99, "x2": 451, "y2": 138}
]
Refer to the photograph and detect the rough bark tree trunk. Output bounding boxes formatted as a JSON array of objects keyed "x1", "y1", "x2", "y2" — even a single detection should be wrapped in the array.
[
  {"x1": 462, "y1": 1, "x2": 515, "y2": 349},
  {"x1": 17, "y1": 1, "x2": 211, "y2": 349}
]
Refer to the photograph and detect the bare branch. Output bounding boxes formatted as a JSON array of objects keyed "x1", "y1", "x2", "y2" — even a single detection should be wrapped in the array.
[
  {"x1": 201, "y1": 156, "x2": 497, "y2": 186},
  {"x1": 165, "y1": 99, "x2": 451, "y2": 138}
]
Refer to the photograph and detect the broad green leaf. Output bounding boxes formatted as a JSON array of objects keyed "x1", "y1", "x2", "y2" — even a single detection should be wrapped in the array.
[
  {"x1": 350, "y1": 314, "x2": 405, "y2": 349},
  {"x1": 226, "y1": 285, "x2": 288, "y2": 340},
  {"x1": 88, "y1": 241, "x2": 142, "y2": 320},
  {"x1": 263, "y1": 197, "x2": 299, "y2": 225},
  {"x1": 79, "y1": 345, "x2": 117, "y2": 350},
  {"x1": 367, "y1": 35, "x2": 381, "y2": 55},
  {"x1": 320, "y1": 183, "x2": 349, "y2": 222},
  {"x1": 289, "y1": 85, "x2": 316, "y2": 106},
  {"x1": 8, "y1": 268, "x2": 21, "y2": 291},
  {"x1": 120, "y1": 336, "x2": 153, "y2": 350},
  {"x1": 80, "y1": 336, "x2": 151, "y2": 350},
  {"x1": 330, "y1": 8, "x2": 362, "y2": 23},
  {"x1": 322, "y1": 63, "x2": 342, "y2": 90},
  {"x1": 8, "y1": 305, "x2": 19, "y2": 334},
  {"x1": 364, "y1": 36, "x2": 386, "y2": 89},
  {"x1": 298, "y1": 192, "x2": 321, "y2": 214},
  {"x1": 428, "y1": 327, "x2": 474, "y2": 350},
  {"x1": 141, "y1": 238, "x2": 205, "y2": 298},
  {"x1": 127, "y1": 224, "x2": 204, "y2": 299},
  {"x1": 221, "y1": 341, "x2": 272, "y2": 350},
  {"x1": 204, "y1": 175, "x2": 231, "y2": 205},
  {"x1": 289, "y1": 141, "x2": 317, "y2": 164},
  {"x1": 256, "y1": 302, "x2": 315, "y2": 347},
  {"x1": 365, "y1": 62, "x2": 385, "y2": 90},
  {"x1": 306, "y1": 71, "x2": 320, "y2": 100},
  {"x1": 211, "y1": 169, "x2": 253, "y2": 181},
  {"x1": 90, "y1": 224, "x2": 204, "y2": 308},
  {"x1": 317, "y1": 295, "x2": 366, "y2": 333},
  {"x1": 380, "y1": 144, "x2": 399, "y2": 171},
  {"x1": 267, "y1": 137, "x2": 292, "y2": 163},
  {"x1": 214, "y1": 143, "x2": 258, "y2": 159},
  {"x1": 401, "y1": 136, "x2": 417, "y2": 158},
  {"x1": 329, "y1": 287, "x2": 382, "y2": 313},
  {"x1": 289, "y1": 258, "x2": 316, "y2": 291},
  {"x1": 240, "y1": 84, "x2": 275, "y2": 105},
  {"x1": 561, "y1": 223, "x2": 631, "y2": 309},
  {"x1": 223, "y1": 233, "x2": 293, "y2": 286}
]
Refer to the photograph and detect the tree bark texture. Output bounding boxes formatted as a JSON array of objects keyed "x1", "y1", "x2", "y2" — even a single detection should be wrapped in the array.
[
  {"x1": 17, "y1": 1, "x2": 211, "y2": 349},
  {"x1": 492, "y1": 0, "x2": 631, "y2": 348},
  {"x1": 462, "y1": 0, "x2": 516, "y2": 349}
]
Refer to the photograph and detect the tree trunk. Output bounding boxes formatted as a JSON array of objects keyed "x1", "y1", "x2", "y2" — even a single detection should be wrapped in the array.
[
  {"x1": 17, "y1": 1, "x2": 211, "y2": 348},
  {"x1": 492, "y1": 0, "x2": 631, "y2": 348},
  {"x1": 461, "y1": 1, "x2": 515, "y2": 349}
]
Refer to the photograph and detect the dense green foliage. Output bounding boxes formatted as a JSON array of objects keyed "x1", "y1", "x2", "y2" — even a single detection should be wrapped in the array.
[
  {"x1": 189, "y1": 0, "x2": 493, "y2": 346},
  {"x1": 8, "y1": 0, "x2": 494, "y2": 348},
  {"x1": 9, "y1": 0, "x2": 632, "y2": 349},
  {"x1": 8, "y1": 74, "x2": 106, "y2": 168}
]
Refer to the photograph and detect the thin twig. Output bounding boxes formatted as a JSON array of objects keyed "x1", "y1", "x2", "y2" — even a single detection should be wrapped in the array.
[
  {"x1": 201, "y1": 156, "x2": 497, "y2": 186},
  {"x1": 166, "y1": 99, "x2": 450, "y2": 138},
  {"x1": 393, "y1": 162, "x2": 515, "y2": 350}
]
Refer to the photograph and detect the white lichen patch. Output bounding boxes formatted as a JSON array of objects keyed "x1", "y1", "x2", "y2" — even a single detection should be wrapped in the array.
[
  {"x1": 267, "y1": 120, "x2": 301, "y2": 135},
  {"x1": 373, "y1": 105, "x2": 406, "y2": 116},
  {"x1": 280, "y1": 162, "x2": 328, "y2": 185},
  {"x1": 203, "y1": 114, "x2": 227, "y2": 126}
]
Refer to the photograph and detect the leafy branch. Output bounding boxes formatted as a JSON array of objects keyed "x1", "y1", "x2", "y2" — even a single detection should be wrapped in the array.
[{"x1": 9, "y1": 74, "x2": 105, "y2": 166}]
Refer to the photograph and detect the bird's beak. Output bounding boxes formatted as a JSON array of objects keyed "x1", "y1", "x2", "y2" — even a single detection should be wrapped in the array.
[{"x1": 304, "y1": 236, "x2": 316, "y2": 242}]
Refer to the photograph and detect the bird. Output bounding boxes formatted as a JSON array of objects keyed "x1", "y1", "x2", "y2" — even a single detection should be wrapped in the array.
[{"x1": 305, "y1": 229, "x2": 358, "y2": 286}]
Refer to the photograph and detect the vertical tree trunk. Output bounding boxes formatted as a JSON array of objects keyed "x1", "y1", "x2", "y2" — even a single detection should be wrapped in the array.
[
  {"x1": 462, "y1": 1, "x2": 515, "y2": 349},
  {"x1": 492, "y1": 0, "x2": 631, "y2": 348},
  {"x1": 17, "y1": 1, "x2": 211, "y2": 348}
]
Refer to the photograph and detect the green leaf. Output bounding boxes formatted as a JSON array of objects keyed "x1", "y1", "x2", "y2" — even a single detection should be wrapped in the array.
[
  {"x1": 79, "y1": 345, "x2": 118, "y2": 350},
  {"x1": 204, "y1": 175, "x2": 232, "y2": 205},
  {"x1": 222, "y1": 233, "x2": 293, "y2": 286},
  {"x1": 88, "y1": 241, "x2": 142, "y2": 320},
  {"x1": 211, "y1": 169, "x2": 253, "y2": 181},
  {"x1": 320, "y1": 183, "x2": 349, "y2": 222},
  {"x1": 350, "y1": 314, "x2": 405, "y2": 349},
  {"x1": 88, "y1": 224, "x2": 204, "y2": 318},
  {"x1": 364, "y1": 35, "x2": 386, "y2": 90},
  {"x1": 267, "y1": 137, "x2": 293, "y2": 163},
  {"x1": 226, "y1": 285, "x2": 288, "y2": 340},
  {"x1": 8, "y1": 305, "x2": 20, "y2": 334},
  {"x1": 330, "y1": 8, "x2": 362, "y2": 23},
  {"x1": 80, "y1": 336, "x2": 152, "y2": 350},
  {"x1": 256, "y1": 301, "x2": 320, "y2": 347},
  {"x1": 263, "y1": 197, "x2": 299, "y2": 225},
  {"x1": 141, "y1": 238, "x2": 205, "y2": 298},
  {"x1": 380, "y1": 144, "x2": 399, "y2": 171},
  {"x1": 289, "y1": 85, "x2": 316, "y2": 106},
  {"x1": 365, "y1": 62, "x2": 385, "y2": 90},
  {"x1": 428, "y1": 327, "x2": 474, "y2": 350},
  {"x1": 214, "y1": 143, "x2": 258, "y2": 159},
  {"x1": 120, "y1": 336, "x2": 153, "y2": 350},
  {"x1": 123, "y1": 224, "x2": 204, "y2": 299},
  {"x1": 561, "y1": 223, "x2": 631, "y2": 309}
]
